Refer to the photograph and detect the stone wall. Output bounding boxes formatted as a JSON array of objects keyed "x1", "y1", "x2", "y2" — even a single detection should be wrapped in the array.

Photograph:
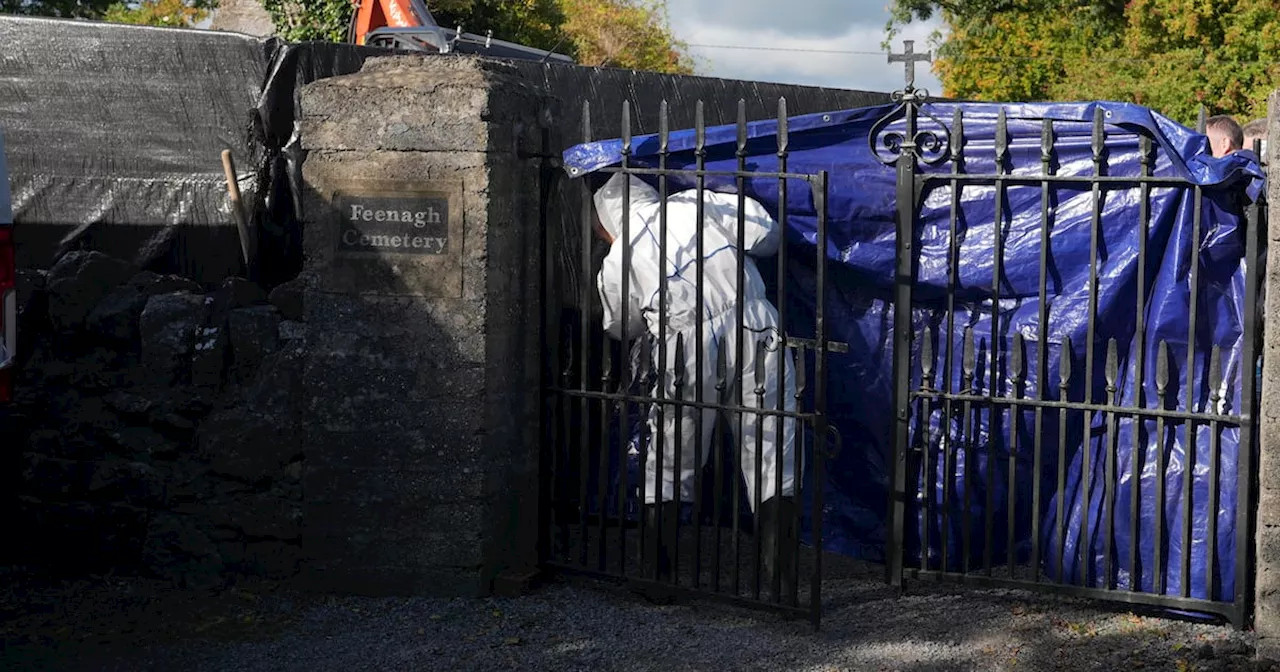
[
  {"x1": 1254, "y1": 92, "x2": 1280, "y2": 657},
  {"x1": 4, "y1": 251, "x2": 306, "y2": 586}
]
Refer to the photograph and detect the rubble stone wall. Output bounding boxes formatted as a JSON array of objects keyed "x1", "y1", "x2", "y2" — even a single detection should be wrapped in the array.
[{"x1": 4, "y1": 251, "x2": 306, "y2": 586}]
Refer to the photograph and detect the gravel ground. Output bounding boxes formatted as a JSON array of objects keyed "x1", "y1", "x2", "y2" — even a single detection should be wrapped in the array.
[{"x1": 1, "y1": 561, "x2": 1275, "y2": 672}]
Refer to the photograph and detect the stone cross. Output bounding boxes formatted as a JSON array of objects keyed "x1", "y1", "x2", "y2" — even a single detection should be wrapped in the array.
[{"x1": 888, "y1": 40, "x2": 932, "y2": 89}]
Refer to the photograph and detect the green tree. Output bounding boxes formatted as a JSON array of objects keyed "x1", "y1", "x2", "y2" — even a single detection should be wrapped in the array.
[
  {"x1": 103, "y1": 0, "x2": 215, "y2": 26},
  {"x1": 556, "y1": 0, "x2": 693, "y2": 74},
  {"x1": 261, "y1": 0, "x2": 348, "y2": 41},
  {"x1": 431, "y1": 0, "x2": 564, "y2": 54},
  {"x1": 1, "y1": 0, "x2": 212, "y2": 25},
  {"x1": 1, "y1": 0, "x2": 110, "y2": 18},
  {"x1": 887, "y1": 0, "x2": 1280, "y2": 124}
]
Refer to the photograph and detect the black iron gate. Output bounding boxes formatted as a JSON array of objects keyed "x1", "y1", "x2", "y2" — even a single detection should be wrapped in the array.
[
  {"x1": 543, "y1": 99, "x2": 839, "y2": 627},
  {"x1": 879, "y1": 45, "x2": 1265, "y2": 628},
  {"x1": 541, "y1": 43, "x2": 1263, "y2": 631}
]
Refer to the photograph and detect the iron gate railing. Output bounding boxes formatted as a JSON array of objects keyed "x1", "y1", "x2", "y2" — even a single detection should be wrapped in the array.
[
  {"x1": 543, "y1": 99, "x2": 839, "y2": 627},
  {"x1": 540, "y1": 44, "x2": 1263, "y2": 630},
  {"x1": 879, "y1": 53, "x2": 1265, "y2": 627}
]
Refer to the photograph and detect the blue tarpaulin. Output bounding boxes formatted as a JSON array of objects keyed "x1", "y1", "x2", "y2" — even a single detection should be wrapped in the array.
[{"x1": 561, "y1": 101, "x2": 1264, "y2": 605}]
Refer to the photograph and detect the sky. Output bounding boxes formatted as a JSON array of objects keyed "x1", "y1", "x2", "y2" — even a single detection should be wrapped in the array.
[{"x1": 663, "y1": 0, "x2": 943, "y2": 95}]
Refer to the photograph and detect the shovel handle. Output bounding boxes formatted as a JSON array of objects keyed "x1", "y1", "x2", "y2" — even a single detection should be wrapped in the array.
[{"x1": 220, "y1": 150, "x2": 254, "y2": 274}]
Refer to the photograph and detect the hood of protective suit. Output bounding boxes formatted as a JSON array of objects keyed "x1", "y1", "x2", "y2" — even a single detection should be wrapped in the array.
[{"x1": 593, "y1": 173, "x2": 660, "y2": 240}]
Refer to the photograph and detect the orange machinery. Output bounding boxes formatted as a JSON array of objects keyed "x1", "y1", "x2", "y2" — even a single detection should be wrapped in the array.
[{"x1": 347, "y1": 0, "x2": 573, "y2": 63}]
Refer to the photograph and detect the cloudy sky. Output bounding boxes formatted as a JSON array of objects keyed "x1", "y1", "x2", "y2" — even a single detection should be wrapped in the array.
[{"x1": 664, "y1": 0, "x2": 943, "y2": 94}]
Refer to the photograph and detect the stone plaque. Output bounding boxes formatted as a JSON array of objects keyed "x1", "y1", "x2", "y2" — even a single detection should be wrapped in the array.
[
  {"x1": 313, "y1": 179, "x2": 465, "y2": 298},
  {"x1": 334, "y1": 191, "x2": 451, "y2": 257}
]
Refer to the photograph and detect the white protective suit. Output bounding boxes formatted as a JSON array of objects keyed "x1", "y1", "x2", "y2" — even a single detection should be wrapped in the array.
[{"x1": 593, "y1": 173, "x2": 798, "y2": 512}]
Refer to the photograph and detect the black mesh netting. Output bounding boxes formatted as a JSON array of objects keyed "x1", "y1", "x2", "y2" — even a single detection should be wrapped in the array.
[{"x1": 0, "y1": 16, "x2": 386, "y2": 287}]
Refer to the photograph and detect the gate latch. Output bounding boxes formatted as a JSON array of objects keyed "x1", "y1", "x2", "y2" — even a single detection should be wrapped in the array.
[{"x1": 784, "y1": 337, "x2": 849, "y2": 354}]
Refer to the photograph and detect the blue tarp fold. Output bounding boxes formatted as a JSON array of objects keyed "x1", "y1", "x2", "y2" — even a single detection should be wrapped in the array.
[{"x1": 562, "y1": 100, "x2": 1263, "y2": 605}]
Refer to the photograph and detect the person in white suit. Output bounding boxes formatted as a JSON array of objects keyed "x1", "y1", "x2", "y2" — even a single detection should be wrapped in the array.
[{"x1": 590, "y1": 172, "x2": 799, "y2": 597}]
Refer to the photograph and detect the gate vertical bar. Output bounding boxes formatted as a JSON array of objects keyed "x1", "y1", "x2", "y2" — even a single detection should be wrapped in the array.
[
  {"x1": 596, "y1": 136, "x2": 616, "y2": 576},
  {"x1": 538, "y1": 120, "x2": 556, "y2": 568},
  {"x1": 941, "y1": 109, "x2": 965, "y2": 575},
  {"x1": 885, "y1": 39, "x2": 931, "y2": 587},
  {"x1": 596, "y1": 280, "x2": 613, "y2": 570},
  {"x1": 1182, "y1": 186, "x2": 1203, "y2": 598},
  {"x1": 963, "y1": 329, "x2": 977, "y2": 573},
  {"x1": 578, "y1": 101, "x2": 594, "y2": 568},
  {"x1": 691, "y1": 101, "x2": 711, "y2": 592},
  {"x1": 1206, "y1": 347, "x2": 1223, "y2": 601},
  {"x1": 772, "y1": 97, "x2": 790, "y2": 604},
  {"x1": 680, "y1": 100, "x2": 706, "y2": 589},
  {"x1": 887, "y1": 91, "x2": 919, "y2": 588},
  {"x1": 733, "y1": 100, "x2": 748, "y2": 598},
  {"x1": 1130, "y1": 135, "x2": 1153, "y2": 592},
  {"x1": 1080, "y1": 107, "x2": 1105, "y2": 588},
  {"x1": 1155, "y1": 342, "x2": 1169, "y2": 594},
  {"x1": 1234, "y1": 145, "x2": 1263, "y2": 627},
  {"x1": 642, "y1": 100, "x2": 670, "y2": 579},
  {"x1": 616, "y1": 101, "x2": 633, "y2": 577},
  {"x1": 1058, "y1": 339, "x2": 1073, "y2": 578},
  {"x1": 920, "y1": 330, "x2": 936, "y2": 573},
  {"x1": 1104, "y1": 339, "x2": 1119, "y2": 589},
  {"x1": 1032, "y1": 118, "x2": 1053, "y2": 583},
  {"x1": 1008, "y1": 334, "x2": 1024, "y2": 577},
  {"x1": 733, "y1": 100, "x2": 759, "y2": 601},
  {"x1": 811, "y1": 170, "x2": 830, "y2": 628},
  {"x1": 791, "y1": 340, "x2": 806, "y2": 607},
  {"x1": 986, "y1": 109, "x2": 1008, "y2": 578}
]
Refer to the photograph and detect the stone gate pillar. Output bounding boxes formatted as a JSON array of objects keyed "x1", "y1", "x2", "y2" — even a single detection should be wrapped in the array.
[
  {"x1": 294, "y1": 56, "x2": 546, "y2": 595},
  {"x1": 1256, "y1": 91, "x2": 1280, "y2": 657}
]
